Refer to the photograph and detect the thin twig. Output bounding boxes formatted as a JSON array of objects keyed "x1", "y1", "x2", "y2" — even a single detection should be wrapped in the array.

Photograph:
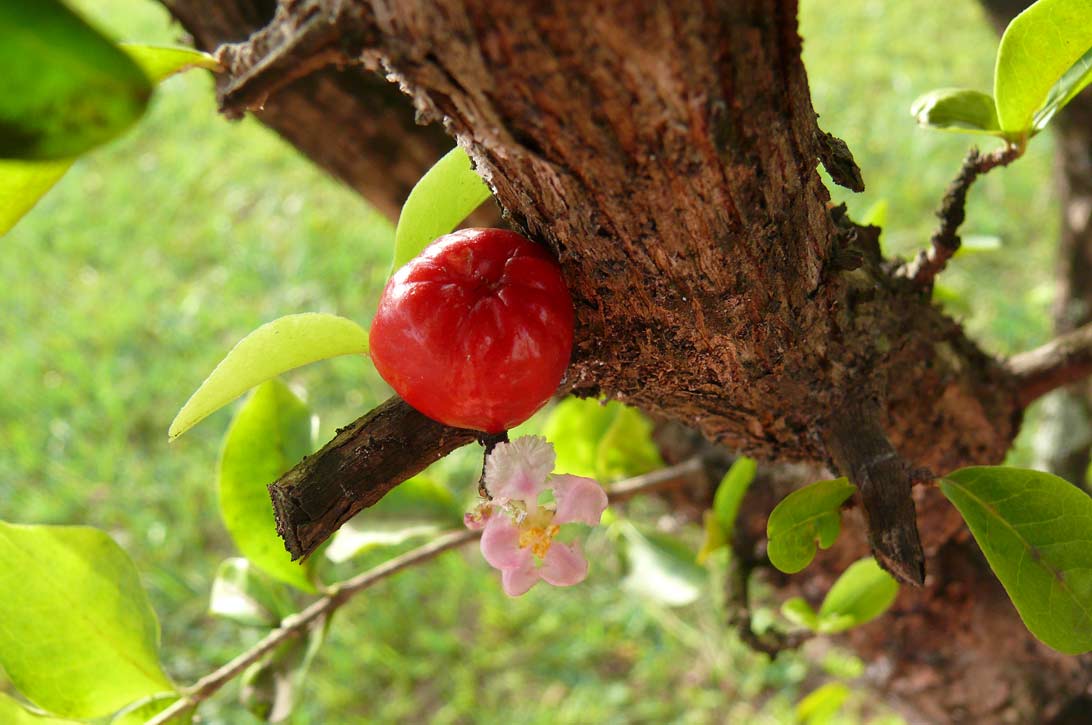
[
  {"x1": 1008, "y1": 321, "x2": 1092, "y2": 407},
  {"x1": 903, "y1": 144, "x2": 1023, "y2": 286},
  {"x1": 724, "y1": 534, "x2": 810, "y2": 656},
  {"x1": 147, "y1": 459, "x2": 705, "y2": 724}
]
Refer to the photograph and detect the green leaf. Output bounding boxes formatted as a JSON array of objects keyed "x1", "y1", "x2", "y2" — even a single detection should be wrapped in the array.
[
  {"x1": 780, "y1": 597, "x2": 820, "y2": 631},
  {"x1": 0, "y1": 694, "x2": 81, "y2": 725},
  {"x1": 219, "y1": 379, "x2": 317, "y2": 592},
  {"x1": 766, "y1": 478, "x2": 857, "y2": 574},
  {"x1": 0, "y1": 158, "x2": 72, "y2": 236},
  {"x1": 391, "y1": 146, "x2": 492, "y2": 274},
  {"x1": 714, "y1": 457, "x2": 757, "y2": 534},
  {"x1": 816, "y1": 557, "x2": 899, "y2": 633},
  {"x1": 619, "y1": 523, "x2": 705, "y2": 607},
  {"x1": 109, "y1": 694, "x2": 191, "y2": 725},
  {"x1": 910, "y1": 88, "x2": 1002, "y2": 134},
  {"x1": 240, "y1": 616, "x2": 328, "y2": 723},
  {"x1": 941, "y1": 466, "x2": 1092, "y2": 654},
  {"x1": 325, "y1": 474, "x2": 462, "y2": 563},
  {"x1": 170, "y1": 313, "x2": 369, "y2": 438},
  {"x1": 209, "y1": 558, "x2": 294, "y2": 627},
  {"x1": 695, "y1": 511, "x2": 727, "y2": 565},
  {"x1": 994, "y1": 0, "x2": 1092, "y2": 134},
  {"x1": 543, "y1": 397, "x2": 661, "y2": 481},
  {"x1": 1034, "y1": 45, "x2": 1092, "y2": 129},
  {"x1": 0, "y1": 522, "x2": 173, "y2": 718},
  {"x1": 119, "y1": 44, "x2": 222, "y2": 83},
  {"x1": 795, "y1": 682, "x2": 850, "y2": 725},
  {"x1": 0, "y1": 0, "x2": 152, "y2": 160}
]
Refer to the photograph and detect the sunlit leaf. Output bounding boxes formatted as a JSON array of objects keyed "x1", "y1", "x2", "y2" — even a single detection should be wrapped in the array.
[
  {"x1": 696, "y1": 511, "x2": 727, "y2": 565},
  {"x1": 714, "y1": 457, "x2": 757, "y2": 534},
  {"x1": 0, "y1": 522, "x2": 173, "y2": 718},
  {"x1": 766, "y1": 478, "x2": 856, "y2": 574},
  {"x1": 0, "y1": 0, "x2": 151, "y2": 160},
  {"x1": 0, "y1": 694, "x2": 81, "y2": 725},
  {"x1": 816, "y1": 557, "x2": 899, "y2": 633},
  {"x1": 170, "y1": 313, "x2": 369, "y2": 438},
  {"x1": 544, "y1": 397, "x2": 661, "y2": 481},
  {"x1": 219, "y1": 380, "x2": 317, "y2": 592},
  {"x1": 240, "y1": 616, "x2": 328, "y2": 723},
  {"x1": 780, "y1": 597, "x2": 820, "y2": 631},
  {"x1": 595, "y1": 403, "x2": 663, "y2": 481},
  {"x1": 619, "y1": 523, "x2": 705, "y2": 607},
  {"x1": 910, "y1": 88, "x2": 1002, "y2": 134},
  {"x1": 391, "y1": 146, "x2": 492, "y2": 274},
  {"x1": 795, "y1": 682, "x2": 850, "y2": 725},
  {"x1": 119, "y1": 44, "x2": 222, "y2": 83},
  {"x1": 209, "y1": 558, "x2": 294, "y2": 627},
  {"x1": 0, "y1": 158, "x2": 71, "y2": 236},
  {"x1": 994, "y1": 0, "x2": 1092, "y2": 134},
  {"x1": 1034, "y1": 45, "x2": 1092, "y2": 129},
  {"x1": 109, "y1": 694, "x2": 191, "y2": 725},
  {"x1": 941, "y1": 466, "x2": 1092, "y2": 654}
]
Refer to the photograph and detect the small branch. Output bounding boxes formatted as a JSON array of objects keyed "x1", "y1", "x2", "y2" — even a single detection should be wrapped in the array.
[
  {"x1": 823, "y1": 396, "x2": 925, "y2": 587},
  {"x1": 903, "y1": 144, "x2": 1022, "y2": 286},
  {"x1": 1008, "y1": 321, "x2": 1092, "y2": 407},
  {"x1": 725, "y1": 536, "x2": 810, "y2": 656},
  {"x1": 150, "y1": 465, "x2": 699, "y2": 724},
  {"x1": 269, "y1": 397, "x2": 478, "y2": 560}
]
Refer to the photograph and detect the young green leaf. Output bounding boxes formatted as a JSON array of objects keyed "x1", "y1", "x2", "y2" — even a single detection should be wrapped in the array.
[
  {"x1": 391, "y1": 146, "x2": 493, "y2": 274},
  {"x1": 169, "y1": 313, "x2": 369, "y2": 439},
  {"x1": 219, "y1": 379, "x2": 317, "y2": 592},
  {"x1": 595, "y1": 403, "x2": 664, "y2": 481},
  {"x1": 0, "y1": 522, "x2": 174, "y2": 719},
  {"x1": 766, "y1": 478, "x2": 857, "y2": 574},
  {"x1": 780, "y1": 596, "x2": 820, "y2": 631},
  {"x1": 619, "y1": 523, "x2": 705, "y2": 607},
  {"x1": 713, "y1": 457, "x2": 757, "y2": 534},
  {"x1": 0, "y1": 158, "x2": 72, "y2": 236},
  {"x1": 0, "y1": 694, "x2": 81, "y2": 725},
  {"x1": 119, "y1": 44, "x2": 222, "y2": 83},
  {"x1": 0, "y1": 0, "x2": 152, "y2": 160},
  {"x1": 325, "y1": 474, "x2": 462, "y2": 563},
  {"x1": 209, "y1": 558, "x2": 294, "y2": 627},
  {"x1": 910, "y1": 88, "x2": 1002, "y2": 134},
  {"x1": 994, "y1": 0, "x2": 1092, "y2": 135},
  {"x1": 816, "y1": 557, "x2": 899, "y2": 633},
  {"x1": 1034, "y1": 45, "x2": 1092, "y2": 129},
  {"x1": 941, "y1": 466, "x2": 1092, "y2": 654},
  {"x1": 544, "y1": 397, "x2": 661, "y2": 481},
  {"x1": 795, "y1": 682, "x2": 851, "y2": 725},
  {"x1": 696, "y1": 511, "x2": 728, "y2": 565}
]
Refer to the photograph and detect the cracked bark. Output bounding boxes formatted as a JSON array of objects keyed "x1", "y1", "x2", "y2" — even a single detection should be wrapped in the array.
[{"x1": 162, "y1": 0, "x2": 1092, "y2": 720}]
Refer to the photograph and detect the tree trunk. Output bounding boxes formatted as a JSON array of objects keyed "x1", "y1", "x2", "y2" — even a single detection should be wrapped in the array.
[{"x1": 162, "y1": 0, "x2": 1092, "y2": 720}]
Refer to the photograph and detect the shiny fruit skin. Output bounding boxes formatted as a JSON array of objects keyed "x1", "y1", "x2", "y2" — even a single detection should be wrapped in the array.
[{"x1": 370, "y1": 228, "x2": 574, "y2": 433}]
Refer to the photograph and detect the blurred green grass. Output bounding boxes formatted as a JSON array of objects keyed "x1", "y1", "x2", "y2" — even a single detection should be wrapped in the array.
[{"x1": 0, "y1": 0, "x2": 1059, "y2": 722}]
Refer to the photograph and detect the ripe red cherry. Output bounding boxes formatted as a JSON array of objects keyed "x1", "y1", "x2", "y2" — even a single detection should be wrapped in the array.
[{"x1": 370, "y1": 228, "x2": 574, "y2": 433}]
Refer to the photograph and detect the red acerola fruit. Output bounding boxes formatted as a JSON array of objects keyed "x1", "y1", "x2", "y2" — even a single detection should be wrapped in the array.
[{"x1": 370, "y1": 228, "x2": 574, "y2": 433}]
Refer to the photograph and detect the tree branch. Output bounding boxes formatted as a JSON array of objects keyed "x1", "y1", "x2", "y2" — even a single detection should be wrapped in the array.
[
  {"x1": 150, "y1": 463, "x2": 703, "y2": 725},
  {"x1": 1008, "y1": 322, "x2": 1092, "y2": 407},
  {"x1": 903, "y1": 145, "x2": 1023, "y2": 286}
]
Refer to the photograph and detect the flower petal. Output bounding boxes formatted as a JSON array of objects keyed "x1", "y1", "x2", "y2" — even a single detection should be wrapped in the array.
[
  {"x1": 463, "y1": 503, "x2": 493, "y2": 531},
  {"x1": 539, "y1": 541, "x2": 589, "y2": 587},
  {"x1": 551, "y1": 475, "x2": 608, "y2": 525},
  {"x1": 501, "y1": 560, "x2": 540, "y2": 596},
  {"x1": 480, "y1": 516, "x2": 531, "y2": 570},
  {"x1": 485, "y1": 436, "x2": 555, "y2": 504}
]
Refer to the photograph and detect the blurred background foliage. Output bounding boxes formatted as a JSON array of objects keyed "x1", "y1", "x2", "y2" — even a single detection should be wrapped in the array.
[{"x1": 0, "y1": 0, "x2": 1057, "y2": 722}]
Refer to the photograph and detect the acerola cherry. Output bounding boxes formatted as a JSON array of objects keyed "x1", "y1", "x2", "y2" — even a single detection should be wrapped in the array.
[{"x1": 370, "y1": 228, "x2": 574, "y2": 433}]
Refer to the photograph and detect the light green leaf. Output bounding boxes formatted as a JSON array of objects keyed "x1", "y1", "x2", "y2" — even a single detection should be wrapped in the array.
[
  {"x1": 619, "y1": 523, "x2": 705, "y2": 607},
  {"x1": 0, "y1": 694, "x2": 81, "y2": 725},
  {"x1": 595, "y1": 403, "x2": 663, "y2": 481},
  {"x1": 780, "y1": 597, "x2": 820, "y2": 631},
  {"x1": 109, "y1": 694, "x2": 191, "y2": 725},
  {"x1": 119, "y1": 44, "x2": 222, "y2": 83},
  {"x1": 816, "y1": 557, "x2": 899, "y2": 633},
  {"x1": 209, "y1": 558, "x2": 294, "y2": 627},
  {"x1": 0, "y1": 522, "x2": 173, "y2": 718},
  {"x1": 767, "y1": 478, "x2": 857, "y2": 574},
  {"x1": 941, "y1": 466, "x2": 1092, "y2": 654},
  {"x1": 910, "y1": 88, "x2": 1002, "y2": 134},
  {"x1": 696, "y1": 511, "x2": 727, "y2": 565},
  {"x1": 713, "y1": 457, "x2": 757, "y2": 534},
  {"x1": 219, "y1": 379, "x2": 317, "y2": 592},
  {"x1": 995, "y1": 0, "x2": 1092, "y2": 134},
  {"x1": 859, "y1": 199, "x2": 888, "y2": 229},
  {"x1": 544, "y1": 397, "x2": 661, "y2": 481},
  {"x1": 1035, "y1": 45, "x2": 1092, "y2": 129},
  {"x1": 391, "y1": 146, "x2": 492, "y2": 274},
  {"x1": 170, "y1": 313, "x2": 369, "y2": 438},
  {"x1": 325, "y1": 474, "x2": 462, "y2": 563},
  {"x1": 0, "y1": 0, "x2": 151, "y2": 160},
  {"x1": 240, "y1": 615, "x2": 328, "y2": 723},
  {"x1": 0, "y1": 158, "x2": 72, "y2": 236},
  {"x1": 795, "y1": 682, "x2": 850, "y2": 725}
]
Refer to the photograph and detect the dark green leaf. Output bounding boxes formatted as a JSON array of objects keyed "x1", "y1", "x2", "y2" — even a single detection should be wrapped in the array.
[
  {"x1": 766, "y1": 478, "x2": 856, "y2": 574},
  {"x1": 240, "y1": 616, "x2": 328, "y2": 722},
  {"x1": 209, "y1": 558, "x2": 294, "y2": 627},
  {"x1": 941, "y1": 466, "x2": 1092, "y2": 654},
  {"x1": 391, "y1": 146, "x2": 492, "y2": 274},
  {"x1": 170, "y1": 313, "x2": 368, "y2": 439},
  {"x1": 619, "y1": 522, "x2": 705, "y2": 606},
  {"x1": 816, "y1": 557, "x2": 899, "y2": 633},
  {"x1": 0, "y1": 522, "x2": 173, "y2": 718},
  {"x1": 995, "y1": 0, "x2": 1092, "y2": 134},
  {"x1": 219, "y1": 379, "x2": 317, "y2": 592},
  {"x1": 0, "y1": 0, "x2": 152, "y2": 160},
  {"x1": 911, "y1": 88, "x2": 1002, "y2": 134}
]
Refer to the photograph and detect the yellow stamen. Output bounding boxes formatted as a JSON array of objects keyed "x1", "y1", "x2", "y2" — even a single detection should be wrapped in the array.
[{"x1": 517, "y1": 508, "x2": 560, "y2": 558}]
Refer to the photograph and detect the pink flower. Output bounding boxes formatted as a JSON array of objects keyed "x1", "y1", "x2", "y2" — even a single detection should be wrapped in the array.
[{"x1": 467, "y1": 436, "x2": 608, "y2": 596}]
